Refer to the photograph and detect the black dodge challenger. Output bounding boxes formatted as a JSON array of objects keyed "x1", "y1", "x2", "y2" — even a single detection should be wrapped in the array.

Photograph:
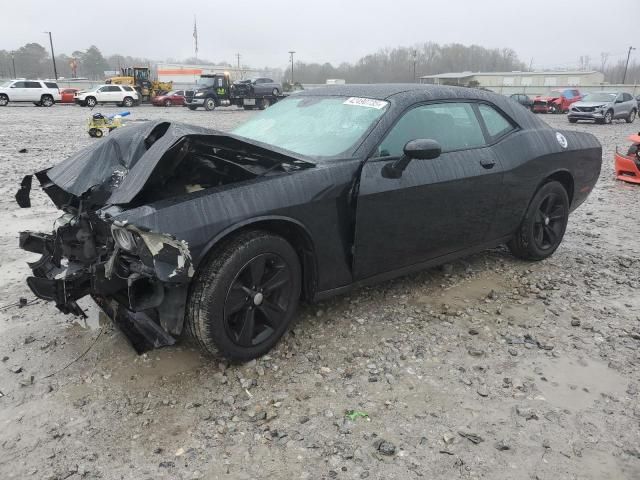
[{"x1": 16, "y1": 85, "x2": 602, "y2": 360}]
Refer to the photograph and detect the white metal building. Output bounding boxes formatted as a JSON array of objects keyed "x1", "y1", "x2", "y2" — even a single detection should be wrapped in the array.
[{"x1": 420, "y1": 71, "x2": 605, "y2": 88}]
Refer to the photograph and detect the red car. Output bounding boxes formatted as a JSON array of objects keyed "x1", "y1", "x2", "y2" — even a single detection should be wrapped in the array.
[
  {"x1": 532, "y1": 88, "x2": 582, "y2": 113},
  {"x1": 59, "y1": 88, "x2": 79, "y2": 104},
  {"x1": 152, "y1": 90, "x2": 186, "y2": 107}
]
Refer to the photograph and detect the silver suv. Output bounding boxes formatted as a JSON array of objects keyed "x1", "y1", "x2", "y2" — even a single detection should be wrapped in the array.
[
  {"x1": 568, "y1": 92, "x2": 637, "y2": 124},
  {"x1": 0, "y1": 79, "x2": 61, "y2": 107}
]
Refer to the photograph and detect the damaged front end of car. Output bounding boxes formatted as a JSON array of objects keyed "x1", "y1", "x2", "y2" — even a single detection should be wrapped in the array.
[
  {"x1": 15, "y1": 120, "x2": 313, "y2": 353},
  {"x1": 17, "y1": 169, "x2": 194, "y2": 352}
]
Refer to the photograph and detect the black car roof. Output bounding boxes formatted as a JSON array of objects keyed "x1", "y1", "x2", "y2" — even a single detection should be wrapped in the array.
[{"x1": 295, "y1": 84, "x2": 547, "y2": 130}]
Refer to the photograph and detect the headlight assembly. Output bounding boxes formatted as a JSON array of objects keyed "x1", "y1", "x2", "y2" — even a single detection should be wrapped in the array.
[{"x1": 111, "y1": 226, "x2": 138, "y2": 252}]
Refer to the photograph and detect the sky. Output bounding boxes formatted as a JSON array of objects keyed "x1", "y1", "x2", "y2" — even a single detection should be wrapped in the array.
[{"x1": 1, "y1": 0, "x2": 637, "y2": 71}]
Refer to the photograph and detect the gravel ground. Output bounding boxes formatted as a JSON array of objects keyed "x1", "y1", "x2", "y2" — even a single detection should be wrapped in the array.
[{"x1": 0, "y1": 103, "x2": 639, "y2": 480}]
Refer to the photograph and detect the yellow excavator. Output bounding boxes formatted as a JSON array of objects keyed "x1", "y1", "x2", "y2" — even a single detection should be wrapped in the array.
[{"x1": 106, "y1": 67, "x2": 172, "y2": 103}]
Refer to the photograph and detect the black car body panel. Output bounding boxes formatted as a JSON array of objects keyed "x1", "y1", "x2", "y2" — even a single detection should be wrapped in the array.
[{"x1": 17, "y1": 84, "x2": 602, "y2": 352}]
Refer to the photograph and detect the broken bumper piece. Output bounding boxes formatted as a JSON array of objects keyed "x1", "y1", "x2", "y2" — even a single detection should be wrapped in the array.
[{"x1": 20, "y1": 227, "x2": 185, "y2": 354}]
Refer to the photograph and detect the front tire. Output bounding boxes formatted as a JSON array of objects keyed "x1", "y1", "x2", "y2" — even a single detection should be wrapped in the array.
[
  {"x1": 508, "y1": 181, "x2": 569, "y2": 261},
  {"x1": 272, "y1": 88, "x2": 280, "y2": 96},
  {"x1": 86, "y1": 96, "x2": 97, "y2": 107},
  {"x1": 186, "y1": 231, "x2": 301, "y2": 361},
  {"x1": 626, "y1": 109, "x2": 637, "y2": 123},
  {"x1": 204, "y1": 98, "x2": 216, "y2": 111},
  {"x1": 164, "y1": 99, "x2": 172, "y2": 107},
  {"x1": 0, "y1": 94, "x2": 8, "y2": 106},
  {"x1": 604, "y1": 109, "x2": 613, "y2": 124},
  {"x1": 568, "y1": 118, "x2": 577, "y2": 123}
]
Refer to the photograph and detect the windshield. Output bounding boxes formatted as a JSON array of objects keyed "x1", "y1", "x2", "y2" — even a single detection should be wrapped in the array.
[
  {"x1": 232, "y1": 96, "x2": 388, "y2": 158},
  {"x1": 581, "y1": 92, "x2": 617, "y2": 102},
  {"x1": 1, "y1": 81, "x2": 12, "y2": 87},
  {"x1": 198, "y1": 77, "x2": 216, "y2": 88}
]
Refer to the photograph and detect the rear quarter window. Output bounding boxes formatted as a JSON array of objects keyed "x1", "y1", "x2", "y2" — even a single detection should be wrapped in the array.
[
  {"x1": 123, "y1": 86, "x2": 134, "y2": 91},
  {"x1": 45, "y1": 82, "x2": 58, "y2": 89},
  {"x1": 477, "y1": 104, "x2": 515, "y2": 140}
]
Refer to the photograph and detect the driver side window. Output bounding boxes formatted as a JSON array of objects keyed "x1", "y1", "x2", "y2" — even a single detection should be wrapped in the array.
[{"x1": 377, "y1": 102, "x2": 485, "y2": 157}]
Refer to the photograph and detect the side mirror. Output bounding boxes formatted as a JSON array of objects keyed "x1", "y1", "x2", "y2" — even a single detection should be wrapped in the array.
[
  {"x1": 403, "y1": 139, "x2": 442, "y2": 160},
  {"x1": 382, "y1": 139, "x2": 441, "y2": 179}
]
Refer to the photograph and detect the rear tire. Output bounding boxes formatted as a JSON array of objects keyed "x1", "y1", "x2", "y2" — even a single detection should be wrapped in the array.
[
  {"x1": 122, "y1": 96, "x2": 134, "y2": 107},
  {"x1": 86, "y1": 97, "x2": 97, "y2": 107},
  {"x1": 272, "y1": 88, "x2": 280, "y2": 96},
  {"x1": 626, "y1": 109, "x2": 637, "y2": 123},
  {"x1": 259, "y1": 98, "x2": 271, "y2": 110},
  {"x1": 185, "y1": 230, "x2": 301, "y2": 361},
  {"x1": 508, "y1": 181, "x2": 569, "y2": 261},
  {"x1": 41, "y1": 95, "x2": 54, "y2": 107}
]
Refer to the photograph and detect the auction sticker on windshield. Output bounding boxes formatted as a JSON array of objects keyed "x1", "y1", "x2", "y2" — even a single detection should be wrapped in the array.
[{"x1": 343, "y1": 97, "x2": 388, "y2": 109}]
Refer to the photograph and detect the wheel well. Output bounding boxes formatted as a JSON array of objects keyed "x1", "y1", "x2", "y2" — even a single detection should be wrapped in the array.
[
  {"x1": 546, "y1": 171, "x2": 574, "y2": 204},
  {"x1": 202, "y1": 220, "x2": 317, "y2": 302}
]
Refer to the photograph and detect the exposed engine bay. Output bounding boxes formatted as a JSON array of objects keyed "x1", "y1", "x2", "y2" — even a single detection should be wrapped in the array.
[{"x1": 15, "y1": 121, "x2": 313, "y2": 352}]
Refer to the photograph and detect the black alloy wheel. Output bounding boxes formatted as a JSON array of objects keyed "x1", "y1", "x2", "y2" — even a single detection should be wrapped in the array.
[
  {"x1": 186, "y1": 230, "x2": 301, "y2": 360},
  {"x1": 508, "y1": 181, "x2": 569, "y2": 261},
  {"x1": 224, "y1": 253, "x2": 293, "y2": 348},
  {"x1": 532, "y1": 192, "x2": 567, "y2": 251}
]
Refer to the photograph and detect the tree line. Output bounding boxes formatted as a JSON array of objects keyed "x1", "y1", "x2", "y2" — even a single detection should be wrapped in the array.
[{"x1": 0, "y1": 42, "x2": 637, "y2": 85}]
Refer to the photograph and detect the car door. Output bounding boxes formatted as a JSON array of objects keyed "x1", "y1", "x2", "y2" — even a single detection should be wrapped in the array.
[
  {"x1": 26, "y1": 81, "x2": 44, "y2": 101},
  {"x1": 613, "y1": 93, "x2": 626, "y2": 118},
  {"x1": 352, "y1": 101, "x2": 506, "y2": 280},
  {"x1": 174, "y1": 90, "x2": 184, "y2": 104},
  {"x1": 8, "y1": 81, "x2": 28, "y2": 101}
]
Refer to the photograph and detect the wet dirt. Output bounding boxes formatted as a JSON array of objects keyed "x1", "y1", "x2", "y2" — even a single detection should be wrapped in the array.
[{"x1": 0, "y1": 105, "x2": 639, "y2": 479}]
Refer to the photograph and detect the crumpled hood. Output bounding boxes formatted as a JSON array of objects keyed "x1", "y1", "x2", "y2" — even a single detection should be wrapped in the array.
[
  {"x1": 535, "y1": 96, "x2": 560, "y2": 102},
  {"x1": 45, "y1": 120, "x2": 312, "y2": 206}
]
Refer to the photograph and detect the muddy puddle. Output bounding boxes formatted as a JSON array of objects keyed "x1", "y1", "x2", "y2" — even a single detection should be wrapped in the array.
[{"x1": 523, "y1": 355, "x2": 628, "y2": 411}]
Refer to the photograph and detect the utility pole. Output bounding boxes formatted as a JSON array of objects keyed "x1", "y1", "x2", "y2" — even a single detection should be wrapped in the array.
[
  {"x1": 11, "y1": 51, "x2": 16, "y2": 78},
  {"x1": 235, "y1": 53, "x2": 241, "y2": 78},
  {"x1": 622, "y1": 46, "x2": 636, "y2": 84},
  {"x1": 44, "y1": 31, "x2": 58, "y2": 80},
  {"x1": 288, "y1": 51, "x2": 295, "y2": 85},
  {"x1": 412, "y1": 50, "x2": 417, "y2": 83}
]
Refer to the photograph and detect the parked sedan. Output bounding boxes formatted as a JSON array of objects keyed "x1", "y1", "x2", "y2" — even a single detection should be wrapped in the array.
[
  {"x1": 15, "y1": 85, "x2": 601, "y2": 360},
  {"x1": 568, "y1": 92, "x2": 637, "y2": 124},
  {"x1": 152, "y1": 90, "x2": 186, "y2": 107}
]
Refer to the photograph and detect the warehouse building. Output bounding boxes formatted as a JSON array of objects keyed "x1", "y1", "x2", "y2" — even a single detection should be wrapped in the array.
[{"x1": 419, "y1": 70, "x2": 607, "y2": 95}]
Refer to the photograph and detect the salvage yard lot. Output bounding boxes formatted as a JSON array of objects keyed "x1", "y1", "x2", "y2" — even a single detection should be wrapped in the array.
[{"x1": 0, "y1": 104, "x2": 639, "y2": 479}]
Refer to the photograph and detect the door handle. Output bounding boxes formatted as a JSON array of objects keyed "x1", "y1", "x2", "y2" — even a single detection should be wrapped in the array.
[{"x1": 480, "y1": 159, "x2": 496, "y2": 169}]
